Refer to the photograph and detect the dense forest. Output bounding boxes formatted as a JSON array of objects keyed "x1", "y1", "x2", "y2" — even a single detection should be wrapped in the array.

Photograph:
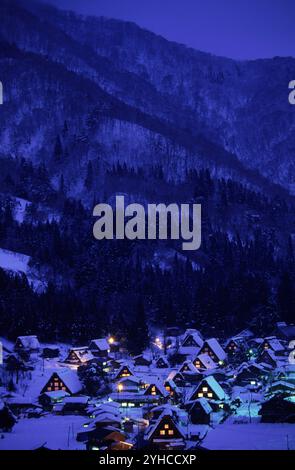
[{"x1": 0, "y1": 156, "x2": 294, "y2": 354}]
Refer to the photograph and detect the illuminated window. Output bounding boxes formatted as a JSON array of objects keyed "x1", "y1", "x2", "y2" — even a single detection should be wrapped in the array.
[
  {"x1": 168, "y1": 430, "x2": 174, "y2": 436},
  {"x1": 202, "y1": 387, "x2": 208, "y2": 392},
  {"x1": 165, "y1": 386, "x2": 171, "y2": 392},
  {"x1": 164, "y1": 424, "x2": 169, "y2": 429},
  {"x1": 198, "y1": 393, "x2": 203, "y2": 397},
  {"x1": 207, "y1": 393, "x2": 213, "y2": 398},
  {"x1": 160, "y1": 430, "x2": 165, "y2": 435},
  {"x1": 195, "y1": 361, "x2": 200, "y2": 368}
]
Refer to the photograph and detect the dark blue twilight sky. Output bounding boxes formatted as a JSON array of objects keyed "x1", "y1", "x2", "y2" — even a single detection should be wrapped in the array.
[{"x1": 41, "y1": 0, "x2": 295, "y2": 60}]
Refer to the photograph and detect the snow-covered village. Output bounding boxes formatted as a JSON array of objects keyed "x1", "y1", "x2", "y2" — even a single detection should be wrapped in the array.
[
  {"x1": 1, "y1": 324, "x2": 295, "y2": 451},
  {"x1": 1, "y1": 0, "x2": 295, "y2": 459}
]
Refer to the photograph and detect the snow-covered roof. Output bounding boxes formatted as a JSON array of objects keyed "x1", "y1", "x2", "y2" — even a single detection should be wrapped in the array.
[
  {"x1": 264, "y1": 337, "x2": 285, "y2": 352},
  {"x1": 183, "y1": 329, "x2": 203, "y2": 341},
  {"x1": 114, "y1": 364, "x2": 134, "y2": 378},
  {"x1": 277, "y1": 363, "x2": 295, "y2": 372},
  {"x1": 179, "y1": 360, "x2": 199, "y2": 374},
  {"x1": 16, "y1": 335, "x2": 40, "y2": 350},
  {"x1": 68, "y1": 347, "x2": 94, "y2": 363},
  {"x1": 144, "y1": 381, "x2": 169, "y2": 398},
  {"x1": 117, "y1": 376, "x2": 141, "y2": 385},
  {"x1": 268, "y1": 381, "x2": 295, "y2": 390},
  {"x1": 41, "y1": 391, "x2": 70, "y2": 400},
  {"x1": 166, "y1": 370, "x2": 184, "y2": 382},
  {"x1": 145, "y1": 410, "x2": 186, "y2": 441},
  {"x1": 236, "y1": 361, "x2": 270, "y2": 375},
  {"x1": 259, "y1": 349, "x2": 278, "y2": 363},
  {"x1": 182, "y1": 330, "x2": 203, "y2": 348},
  {"x1": 94, "y1": 413, "x2": 121, "y2": 424},
  {"x1": 203, "y1": 338, "x2": 226, "y2": 361},
  {"x1": 63, "y1": 396, "x2": 89, "y2": 405},
  {"x1": 235, "y1": 329, "x2": 254, "y2": 339},
  {"x1": 178, "y1": 346, "x2": 201, "y2": 356},
  {"x1": 187, "y1": 398, "x2": 213, "y2": 414},
  {"x1": 195, "y1": 353, "x2": 216, "y2": 370},
  {"x1": 89, "y1": 338, "x2": 109, "y2": 351},
  {"x1": 192, "y1": 376, "x2": 229, "y2": 401},
  {"x1": 155, "y1": 356, "x2": 169, "y2": 367},
  {"x1": 42, "y1": 368, "x2": 82, "y2": 394},
  {"x1": 150, "y1": 403, "x2": 180, "y2": 415}
]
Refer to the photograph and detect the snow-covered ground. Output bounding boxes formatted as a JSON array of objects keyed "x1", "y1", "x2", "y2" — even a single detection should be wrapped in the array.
[
  {"x1": 203, "y1": 423, "x2": 295, "y2": 450},
  {"x1": 13, "y1": 197, "x2": 31, "y2": 224},
  {"x1": 0, "y1": 415, "x2": 85, "y2": 450},
  {"x1": 0, "y1": 247, "x2": 46, "y2": 292},
  {"x1": 0, "y1": 248, "x2": 30, "y2": 274}
]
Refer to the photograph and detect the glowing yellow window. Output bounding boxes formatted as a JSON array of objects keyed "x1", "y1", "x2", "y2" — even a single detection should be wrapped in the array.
[
  {"x1": 198, "y1": 393, "x2": 203, "y2": 397},
  {"x1": 202, "y1": 387, "x2": 208, "y2": 392},
  {"x1": 195, "y1": 362, "x2": 200, "y2": 368},
  {"x1": 160, "y1": 430, "x2": 165, "y2": 435},
  {"x1": 168, "y1": 430, "x2": 174, "y2": 435},
  {"x1": 207, "y1": 393, "x2": 213, "y2": 398},
  {"x1": 164, "y1": 424, "x2": 169, "y2": 429}
]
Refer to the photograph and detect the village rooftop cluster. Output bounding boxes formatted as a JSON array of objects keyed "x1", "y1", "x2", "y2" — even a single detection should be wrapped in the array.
[{"x1": 0, "y1": 321, "x2": 295, "y2": 450}]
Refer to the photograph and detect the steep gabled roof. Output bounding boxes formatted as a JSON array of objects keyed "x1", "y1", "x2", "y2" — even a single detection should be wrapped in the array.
[
  {"x1": 203, "y1": 338, "x2": 226, "y2": 361},
  {"x1": 16, "y1": 335, "x2": 40, "y2": 350},
  {"x1": 114, "y1": 364, "x2": 134, "y2": 379},
  {"x1": 190, "y1": 375, "x2": 229, "y2": 401},
  {"x1": 144, "y1": 381, "x2": 169, "y2": 398},
  {"x1": 145, "y1": 410, "x2": 186, "y2": 441},
  {"x1": 166, "y1": 370, "x2": 184, "y2": 382},
  {"x1": 195, "y1": 353, "x2": 216, "y2": 370},
  {"x1": 268, "y1": 380, "x2": 295, "y2": 390},
  {"x1": 179, "y1": 360, "x2": 199, "y2": 374},
  {"x1": 42, "y1": 368, "x2": 82, "y2": 394},
  {"x1": 264, "y1": 337, "x2": 285, "y2": 352},
  {"x1": 187, "y1": 397, "x2": 213, "y2": 415},
  {"x1": 182, "y1": 330, "x2": 203, "y2": 348},
  {"x1": 89, "y1": 338, "x2": 109, "y2": 351},
  {"x1": 68, "y1": 347, "x2": 94, "y2": 363},
  {"x1": 155, "y1": 356, "x2": 169, "y2": 367}
]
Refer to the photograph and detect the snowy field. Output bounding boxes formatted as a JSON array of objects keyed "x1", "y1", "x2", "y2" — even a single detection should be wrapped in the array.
[
  {"x1": 0, "y1": 248, "x2": 46, "y2": 292},
  {"x1": 203, "y1": 423, "x2": 295, "y2": 450},
  {"x1": 0, "y1": 416, "x2": 85, "y2": 450},
  {"x1": 0, "y1": 248, "x2": 30, "y2": 274}
]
